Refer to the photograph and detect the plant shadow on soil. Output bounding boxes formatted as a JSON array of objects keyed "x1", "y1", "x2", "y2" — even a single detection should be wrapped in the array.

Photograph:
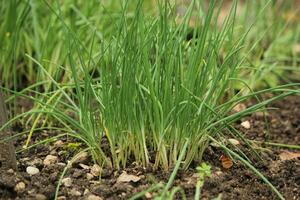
[{"x1": 0, "y1": 96, "x2": 299, "y2": 200}]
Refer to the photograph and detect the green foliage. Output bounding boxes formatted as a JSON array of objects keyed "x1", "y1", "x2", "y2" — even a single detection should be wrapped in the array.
[
  {"x1": 0, "y1": 0, "x2": 299, "y2": 199},
  {"x1": 194, "y1": 162, "x2": 212, "y2": 200},
  {"x1": 196, "y1": 162, "x2": 212, "y2": 183}
]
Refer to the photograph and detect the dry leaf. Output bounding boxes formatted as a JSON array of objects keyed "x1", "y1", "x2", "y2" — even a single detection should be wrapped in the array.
[
  {"x1": 241, "y1": 121, "x2": 251, "y2": 129},
  {"x1": 279, "y1": 151, "x2": 300, "y2": 161},
  {"x1": 117, "y1": 171, "x2": 141, "y2": 183},
  {"x1": 220, "y1": 155, "x2": 233, "y2": 169}
]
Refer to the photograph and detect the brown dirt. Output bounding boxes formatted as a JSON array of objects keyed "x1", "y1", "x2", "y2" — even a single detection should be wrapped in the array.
[{"x1": 0, "y1": 96, "x2": 299, "y2": 200}]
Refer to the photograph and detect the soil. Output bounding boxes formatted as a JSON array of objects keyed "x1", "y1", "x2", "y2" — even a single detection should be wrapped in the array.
[{"x1": 0, "y1": 96, "x2": 299, "y2": 200}]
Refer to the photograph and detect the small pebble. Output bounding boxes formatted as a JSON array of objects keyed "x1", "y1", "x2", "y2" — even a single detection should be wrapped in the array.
[
  {"x1": 21, "y1": 157, "x2": 30, "y2": 162},
  {"x1": 73, "y1": 152, "x2": 89, "y2": 164},
  {"x1": 54, "y1": 140, "x2": 64, "y2": 148},
  {"x1": 86, "y1": 194, "x2": 103, "y2": 200},
  {"x1": 26, "y1": 166, "x2": 40, "y2": 175},
  {"x1": 50, "y1": 172, "x2": 58, "y2": 182},
  {"x1": 90, "y1": 164, "x2": 101, "y2": 177},
  {"x1": 7, "y1": 169, "x2": 14, "y2": 174},
  {"x1": 57, "y1": 162, "x2": 67, "y2": 167},
  {"x1": 72, "y1": 169, "x2": 83, "y2": 178},
  {"x1": 50, "y1": 150, "x2": 57, "y2": 155},
  {"x1": 215, "y1": 171, "x2": 223, "y2": 176},
  {"x1": 241, "y1": 120, "x2": 251, "y2": 129},
  {"x1": 27, "y1": 189, "x2": 36, "y2": 195},
  {"x1": 57, "y1": 196, "x2": 67, "y2": 200},
  {"x1": 83, "y1": 189, "x2": 90, "y2": 195},
  {"x1": 35, "y1": 194, "x2": 47, "y2": 200},
  {"x1": 79, "y1": 163, "x2": 90, "y2": 170},
  {"x1": 69, "y1": 189, "x2": 81, "y2": 196},
  {"x1": 43, "y1": 155, "x2": 58, "y2": 166},
  {"x1": 14, "y1": 182, "x2": 26, "y2": 192},
  {"x1": 58, "y1": 151, "x2": 65, "y2": 156},
  {"x1": 86, "y1": 173, "x2": 94, "y2": 180},
  {"x1": 28, "y1": 158, "x2": 43, "y2": 166},
  {"x1": 62, "y1": 177, "x2": 72, "y2": 187}
]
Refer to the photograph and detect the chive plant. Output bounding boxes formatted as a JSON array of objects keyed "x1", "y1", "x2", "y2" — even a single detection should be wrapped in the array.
[
  {"x1": 13, "y1": 0, "x2": 297, "y2": 170},
  {"x1": 88, "y1": 0, "x2": 243, "y2": 169},
  {"x1": 0, "y1": 0, "x2": 300, "y2": 199}
]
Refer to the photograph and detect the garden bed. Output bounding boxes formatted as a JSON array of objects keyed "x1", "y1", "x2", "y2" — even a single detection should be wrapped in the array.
[{"x1": 0, "y1": 96, "x2": 299, "y2": 200}]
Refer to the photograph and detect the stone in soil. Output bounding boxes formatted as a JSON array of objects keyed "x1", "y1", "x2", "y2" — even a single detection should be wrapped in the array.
[
  {"x1": 35, "y1": 194, "x2": 47, "y2": 200},
  {"x1": 62, "y1": 177, "x2": 72, "y2": 187},
  {"x1": 90, "y1": 164, "x2": 101, "y2": 177},
  {"x1": 26, "y1": 166, "x2": 40, "y2": 175},
  {"x1": 14, "y1": 182, "x2": 26, "y2": 192},
  {"x1": 43, "y1": 155, "x2": 58, "y2": 166},
  {"x1": 86, "y1": 194, "x2": 103, "y2": 200}
]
